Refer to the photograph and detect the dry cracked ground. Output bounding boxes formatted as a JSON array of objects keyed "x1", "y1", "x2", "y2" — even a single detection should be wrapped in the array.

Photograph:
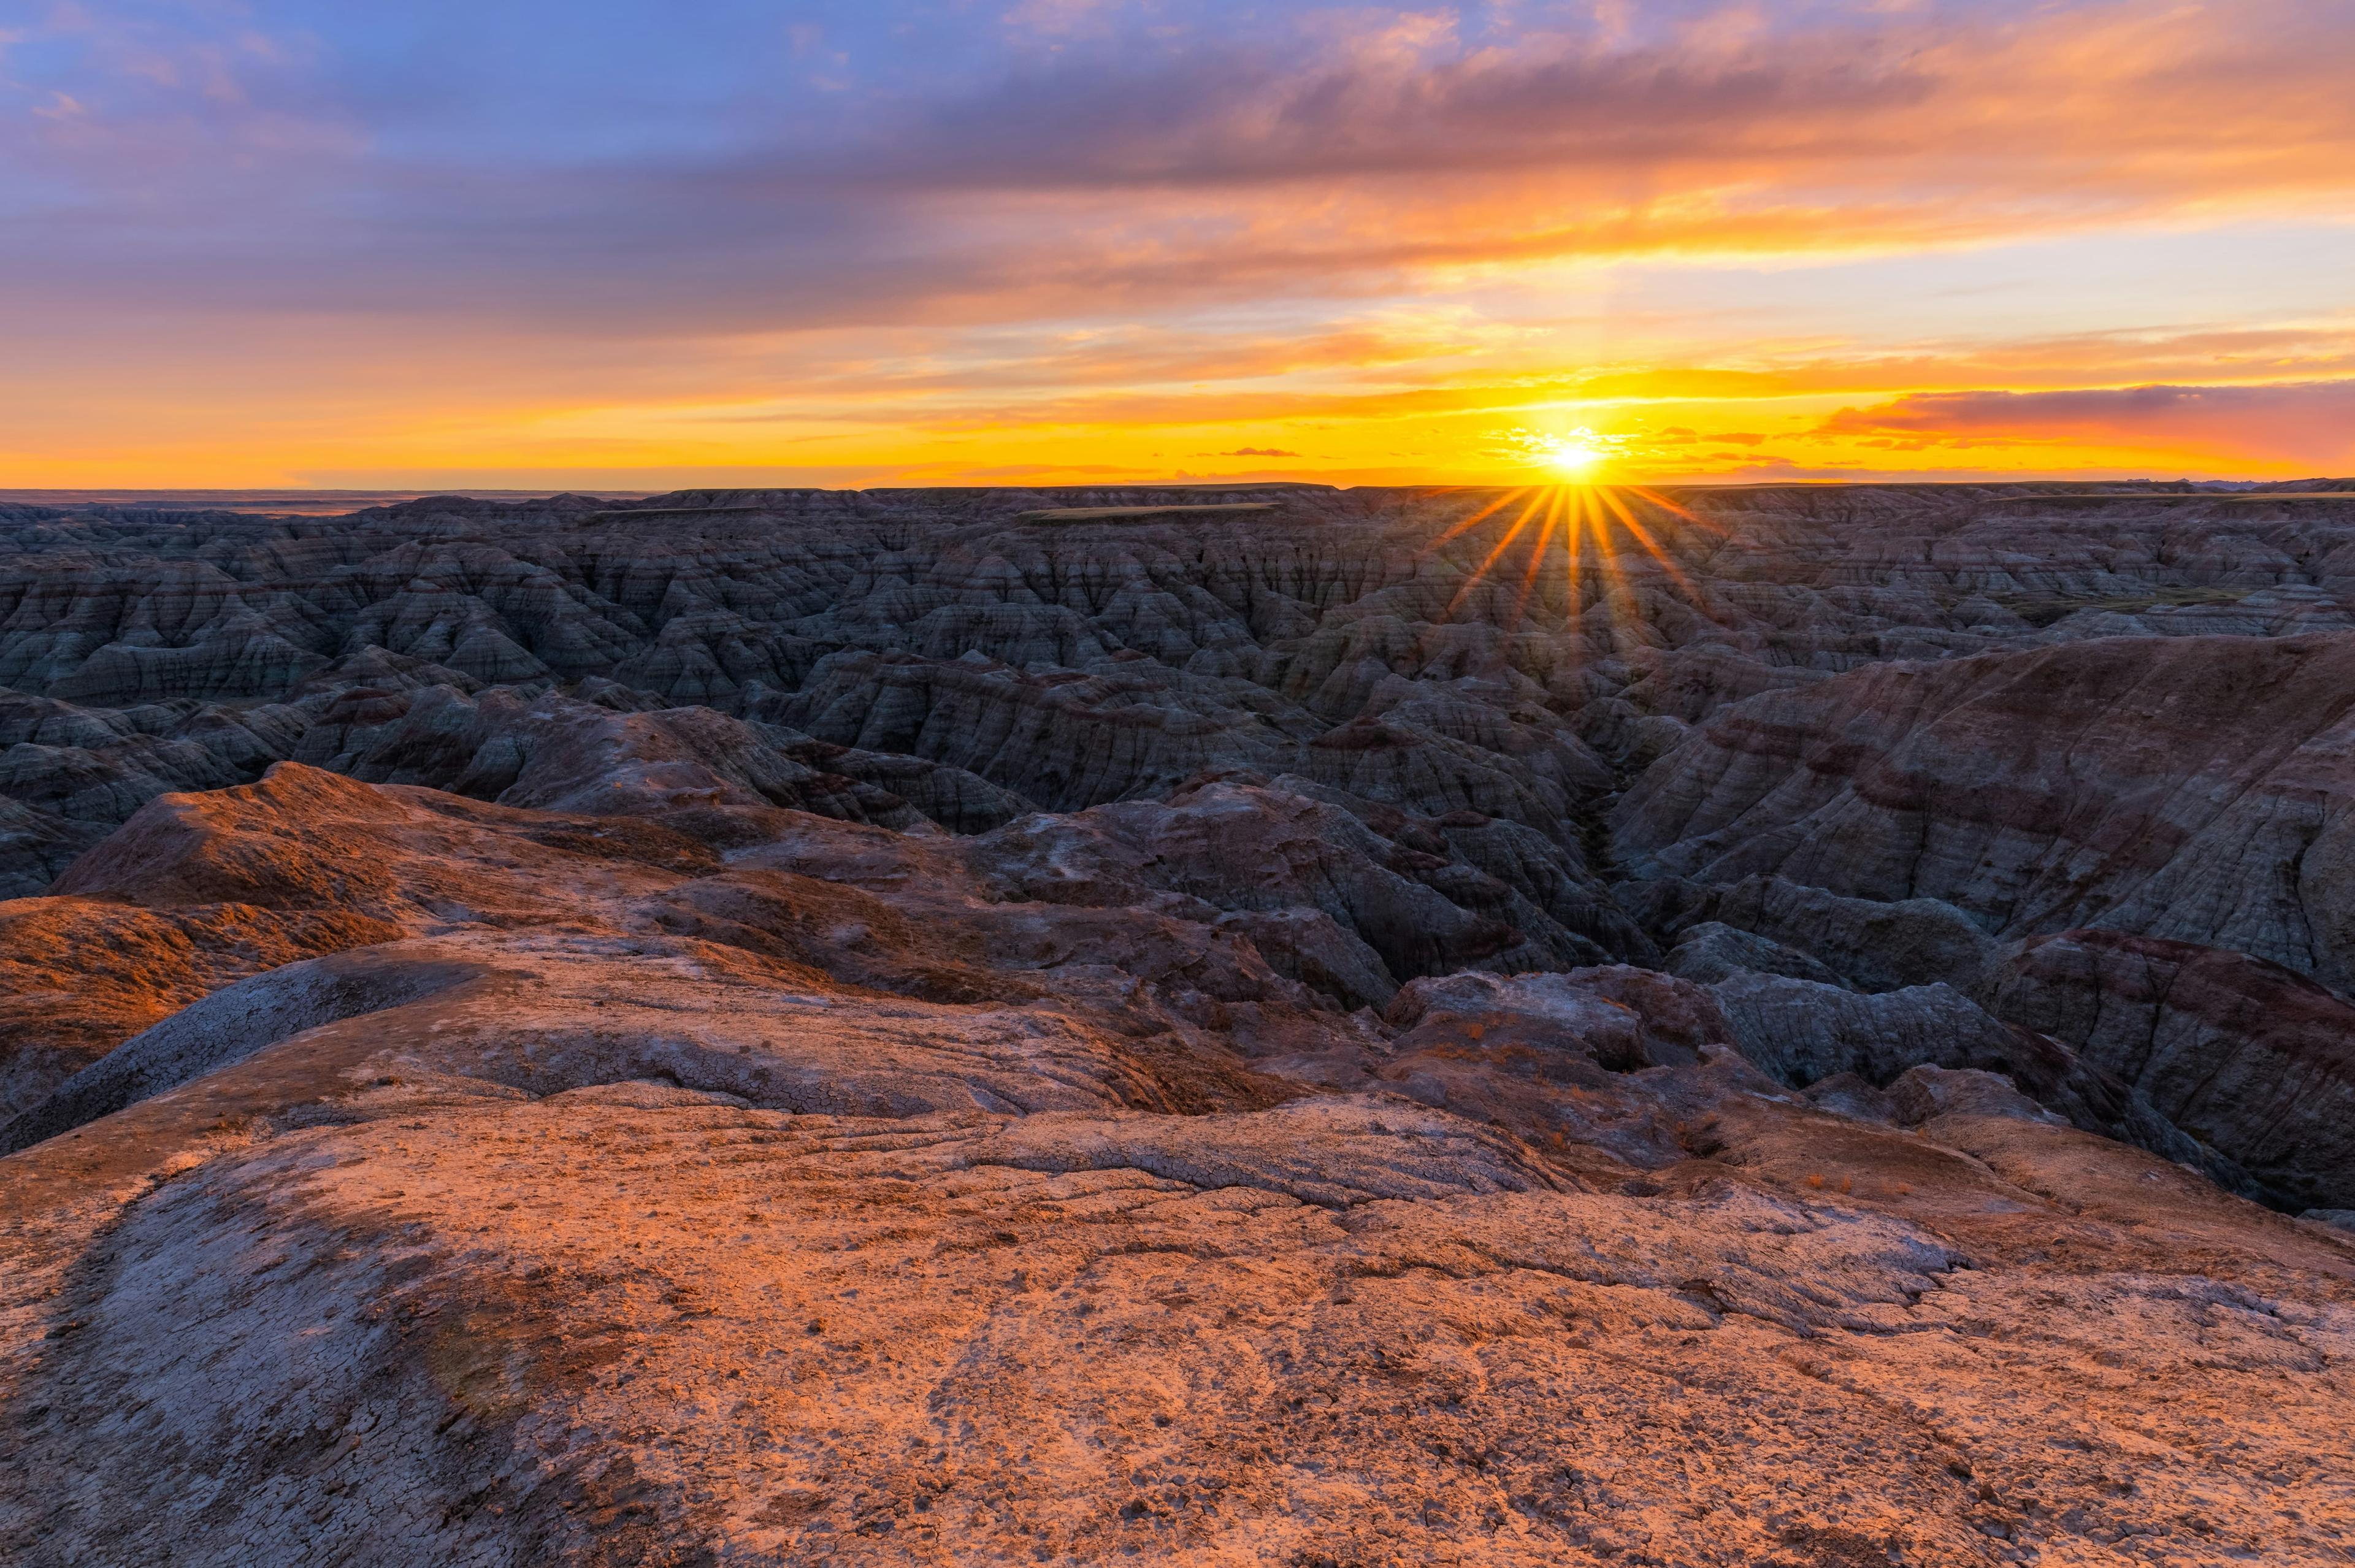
[{"x1": 2, "y1": 481, "x2": 2355, "y2": 1565}]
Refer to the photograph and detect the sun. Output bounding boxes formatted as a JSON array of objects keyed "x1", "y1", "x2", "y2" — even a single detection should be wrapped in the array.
[
  {"x1": 1543, "y1": 439, "x2": 1605, "y2": 478},
  {"x1": 1511, "y1": 426, "x2": 1617, "y2": 481}
]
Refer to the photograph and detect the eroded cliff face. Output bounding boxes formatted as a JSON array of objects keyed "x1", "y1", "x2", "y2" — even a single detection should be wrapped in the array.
[
  {"x1": 1613, "y1": 632, "x2": 2355, "y2": 989},
  {"x1": 3, "y1": 483, "x2": 2354, "y2": 1566}
]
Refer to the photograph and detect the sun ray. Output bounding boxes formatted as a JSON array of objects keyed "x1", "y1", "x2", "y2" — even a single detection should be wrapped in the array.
[
  {"x1": 1622, "y1": 484, "x2": 1729, "y2": 539},
  {"x1": 1503, "y1": 485, "x2": 1564, "y2": 635},
  {"x1": 1582, "y1": 487, "x2": 1648, "y2": 635},
  {"x1": 1444, "y1": 489, "x2": 1548, "y2": 619},
  {"x1": 1561, "y1": 489, "x2": 1587, "y2": 637},
  {"x1": 1596, "y1": 486, "x2": 1701, "y2": 599},
  {"x1": 1425, "y1": 485, "x2": 1532, "y2": 552}
]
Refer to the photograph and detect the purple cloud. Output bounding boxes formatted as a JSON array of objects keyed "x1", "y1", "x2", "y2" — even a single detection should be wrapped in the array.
[{"x1": 1820, "y1": 381, "x2": 2355, "y2": 466}]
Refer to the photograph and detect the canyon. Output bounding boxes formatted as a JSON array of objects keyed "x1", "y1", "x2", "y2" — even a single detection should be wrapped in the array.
[{"x1": 2, "y1": 480, "x2": 2353, "y2": 1564}]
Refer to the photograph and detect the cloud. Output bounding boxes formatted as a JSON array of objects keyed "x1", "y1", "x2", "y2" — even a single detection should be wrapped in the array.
[
  {"x1": 1818, "y1": 380, "x2": 2355, "y2": 467},
  {"x1": 7, "y1": 2, "x2": 2355, "y2": 486},
  {"x1": 6, "y1": 0, "x2": 2354, "y2": 337}
]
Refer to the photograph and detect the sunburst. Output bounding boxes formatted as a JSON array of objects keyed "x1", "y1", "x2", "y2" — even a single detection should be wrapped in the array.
[
  {"x1": 1511, "y1": 426, "x2": 1622, "y2": 483},
  {"x1": 1416, "y1": 483, "x2": 1724, "y2": 638},
  {"x1": 1540, "y1": 438, "x2": 1606, "y2": 478}
]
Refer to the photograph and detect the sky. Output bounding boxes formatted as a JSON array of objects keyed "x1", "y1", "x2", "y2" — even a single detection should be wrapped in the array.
[{"x1": 4, "y1": 0, "x2": 2354, "y2": 489}]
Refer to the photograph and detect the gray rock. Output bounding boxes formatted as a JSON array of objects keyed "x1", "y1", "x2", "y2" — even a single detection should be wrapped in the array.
[
  {"x1": 1982, "y1": 929, "x2": 2355, "y2": 1210},
  {"x1": 1617, "y1": 632, "x2": 2355, "y2": 992},
  {"x1": 1709, "y1": 971, "x2": 2256, "y2": 1195},
  {"x1": 1663, "y1": 921, "x2": 1846, "y2": 987},
  {"x1": 1621, "y1": 874, "x2": 1999, "y2": 992},
  {"x1": 1890, "y1": 1065, "x2": 2061, "y2": 1126},
  {"x1": 1801, "y1": 1071, "x2": 1899, "y2": 1123}
]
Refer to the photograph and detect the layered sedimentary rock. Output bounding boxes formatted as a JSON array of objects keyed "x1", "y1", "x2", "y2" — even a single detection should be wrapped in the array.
[
  {"x1": 4, "y1": 482, "x2": 2355, "y2": 1564},
  {"x1": 1982, "y1": 930, "x2": 2355, "y2": 1212},
  {"x1": 1614, "y1": 631, "x2": 2355, "y2": 990}
]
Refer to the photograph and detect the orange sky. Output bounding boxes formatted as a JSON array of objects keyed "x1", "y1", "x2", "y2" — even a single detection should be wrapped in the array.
[{"x1": 4, "y1": 0, "x2": 2354, "y2": 489}]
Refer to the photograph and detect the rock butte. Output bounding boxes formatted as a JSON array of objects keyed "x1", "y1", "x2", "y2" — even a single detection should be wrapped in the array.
[{"x1": 1, "y1": 480, "x2": 2353, "y2": 1566}]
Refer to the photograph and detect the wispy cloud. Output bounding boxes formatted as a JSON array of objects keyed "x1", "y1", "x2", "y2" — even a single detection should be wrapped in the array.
[
  {"x1": 3, "y1": 1, "x2": 2353, "y2": 484},
  {"x1": 9, "y1": 1, "x2": 2355, "y2": 327},
  {"x1": 1818, "y1": 381, "x2": 2355, "y2": 468}
]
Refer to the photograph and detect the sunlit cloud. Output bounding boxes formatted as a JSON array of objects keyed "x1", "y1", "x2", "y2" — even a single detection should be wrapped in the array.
[
  {"x1": 1818, "y1": 381, "x2": 2355, "y2": 470},
  {"x1": 2, "y1": 1, "x2": 2353, "y2": 485}
]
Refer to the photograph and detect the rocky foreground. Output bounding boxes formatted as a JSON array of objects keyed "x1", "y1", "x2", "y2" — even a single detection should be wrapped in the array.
[{"x1": 2, "y1": 481, "x2": 2353, "y2": 1565}]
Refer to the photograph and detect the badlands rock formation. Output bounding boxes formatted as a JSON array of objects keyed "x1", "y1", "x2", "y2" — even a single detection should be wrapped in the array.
[{"x1": 2, "y1": 481, "x2": 2354, "y2": 1564}]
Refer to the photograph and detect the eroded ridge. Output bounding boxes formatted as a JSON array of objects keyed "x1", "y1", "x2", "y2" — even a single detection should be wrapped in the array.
[{"x1": 4, "y1": 483, "x2": 2354, "y2": 1564}]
